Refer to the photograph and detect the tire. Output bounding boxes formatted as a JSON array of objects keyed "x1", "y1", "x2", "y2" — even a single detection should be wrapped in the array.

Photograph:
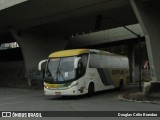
[{"x1": 88, "y1": 83, "x2": 95, "y2": 96}]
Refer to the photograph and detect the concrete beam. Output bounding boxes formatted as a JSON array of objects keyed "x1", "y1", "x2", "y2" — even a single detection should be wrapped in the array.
[
  {"x1": 0, "y1": 0, "x2": 27, "y2": 10},
  {"x1": 0, "y1": 0, "x2": 137, "y2": 36},
  {"x1": 11, "y1": 29, "x2": 68, "y2": 86},
  {"x1": 67, "y1": 24, "x2": 143, "y2": 48}
]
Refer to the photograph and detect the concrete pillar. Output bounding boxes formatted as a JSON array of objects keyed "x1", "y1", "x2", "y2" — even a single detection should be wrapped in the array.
[
  {"x1": 11, "y1": 29, "x2": 68, "y2": 86},
  {"x1": 130, "y1": 0, "x2": 160, "y2": 82},
  {"x1": 128, "y1": 43, "x2": 136, "y2": 83}
]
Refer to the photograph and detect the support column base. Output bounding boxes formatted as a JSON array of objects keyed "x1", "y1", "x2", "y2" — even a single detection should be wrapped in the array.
[{"x1": 143, "y1": 81, "x2": 160, "y2": 98}]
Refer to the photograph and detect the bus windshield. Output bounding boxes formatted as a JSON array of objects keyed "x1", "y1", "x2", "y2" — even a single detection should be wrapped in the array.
[
  {"x1": 47, "y1": 56, "x2": 76, "y2": 83},
  {"x1": 45, "y1": 54, "x2": 88, "y2": 83}
]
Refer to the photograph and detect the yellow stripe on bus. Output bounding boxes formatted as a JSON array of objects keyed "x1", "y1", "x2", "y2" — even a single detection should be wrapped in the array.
[
  {"x1": 49, "y1": 49, "x2": 89, "y2": 58},
  {"x1": 44, "y1": 82, "x2": 60, "y2": 88}
]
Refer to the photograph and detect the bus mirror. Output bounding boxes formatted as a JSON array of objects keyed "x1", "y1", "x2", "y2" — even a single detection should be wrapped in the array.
[
  {"x1": 38, "y1": 59, "x2": 47, "y2": 71},
  {"x1": 74, "y1": 57, "x2": 81, "y2": 68}
]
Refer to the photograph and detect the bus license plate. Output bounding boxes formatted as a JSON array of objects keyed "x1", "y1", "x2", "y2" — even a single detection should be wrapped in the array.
[{"x1": 55, "y1": 92, "x2": 61, "y2": 95}]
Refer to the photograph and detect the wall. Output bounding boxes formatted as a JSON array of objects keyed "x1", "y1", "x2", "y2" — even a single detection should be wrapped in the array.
[{"x1": 0, "y1": 61, "x2": 27, "y2": 87}]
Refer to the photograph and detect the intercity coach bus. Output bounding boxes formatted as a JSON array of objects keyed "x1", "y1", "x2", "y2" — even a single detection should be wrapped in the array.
[{"x1": 38, "y1": 49, "x2": 129, "y2": 96}]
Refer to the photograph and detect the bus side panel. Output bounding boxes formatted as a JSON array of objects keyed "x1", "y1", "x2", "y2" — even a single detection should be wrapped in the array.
[
  {"x1": 85, "y1": 68, "x2": 101, "y2": 92},
  {"x1": 89, "y1": 52, "x2": 129, "y2": 90},
  {"x1": 86, "y1": 68, "x2": 115, "y2": 92},
  {"x1": 96, "y1": 68, "x2": 114, "y2": 86}
]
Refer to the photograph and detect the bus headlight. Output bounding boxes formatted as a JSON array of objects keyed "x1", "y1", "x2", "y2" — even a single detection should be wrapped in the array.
[
  {"x1": 68, "y1": 82, "x2": 78, "y2": 88},
  {"x1": 44, "y1": 83, "x2": 49, "y2": 89}
]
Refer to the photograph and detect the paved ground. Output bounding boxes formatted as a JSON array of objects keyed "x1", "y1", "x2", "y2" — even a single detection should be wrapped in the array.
[{"x1": 0, "y1": 85, "x2": 160, "y2": 120}]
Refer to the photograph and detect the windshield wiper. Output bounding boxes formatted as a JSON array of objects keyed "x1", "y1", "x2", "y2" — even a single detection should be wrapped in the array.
[
  {"x1": 58, "y1": 68, "x2": 65, "y2": 81},
  {"x1": 54, "y1": 58, "x2": 65, "y2": 82},
  {"x1": 46, "y1": 67, "x2": 52, "y2": 77}
]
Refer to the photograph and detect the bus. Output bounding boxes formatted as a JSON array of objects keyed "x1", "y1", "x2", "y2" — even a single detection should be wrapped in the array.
[{"x1": 38, "y1": 49, "x2": 129, "y2": 96}]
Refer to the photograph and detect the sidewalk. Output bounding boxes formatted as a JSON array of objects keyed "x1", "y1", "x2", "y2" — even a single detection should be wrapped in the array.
[{"x1": 119, "y1": 91, "x2": 160, "y2": 104}]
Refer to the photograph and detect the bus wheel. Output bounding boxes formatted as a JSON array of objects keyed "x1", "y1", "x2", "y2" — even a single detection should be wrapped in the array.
[
  {"x1": 88, "y1": 82, "x2": 95, "y2": 96},
  {"x1": 119, "y1": 79, "x2": 124, "y2": 89}
]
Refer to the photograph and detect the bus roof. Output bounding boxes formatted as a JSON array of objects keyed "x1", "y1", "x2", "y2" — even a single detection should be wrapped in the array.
[
  {"x1": 49, "y1": 49, "x2": 90, "y2": 58},
  {"x1": 49, "y1": 49, "x2": 127, "y2": 58}
]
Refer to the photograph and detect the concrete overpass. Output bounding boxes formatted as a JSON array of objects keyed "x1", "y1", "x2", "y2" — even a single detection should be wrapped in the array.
[{"x1": 0, "y1": 0, "x2": 159, "y2": 93}]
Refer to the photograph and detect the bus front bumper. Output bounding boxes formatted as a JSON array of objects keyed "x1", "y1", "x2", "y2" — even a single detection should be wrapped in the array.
[{"x1": 44, "y1": 86, "x2": 85, "y2": 96}]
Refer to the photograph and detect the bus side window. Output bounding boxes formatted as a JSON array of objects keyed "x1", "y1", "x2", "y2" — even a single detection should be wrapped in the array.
[{"x1": 89, "y1": 54, "x2": 99, "y2": 68}]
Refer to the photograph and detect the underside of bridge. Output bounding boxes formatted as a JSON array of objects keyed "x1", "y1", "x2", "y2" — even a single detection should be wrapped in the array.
[{"x1": 0, "y1": 0, "x2": 159, "y2": 95}]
